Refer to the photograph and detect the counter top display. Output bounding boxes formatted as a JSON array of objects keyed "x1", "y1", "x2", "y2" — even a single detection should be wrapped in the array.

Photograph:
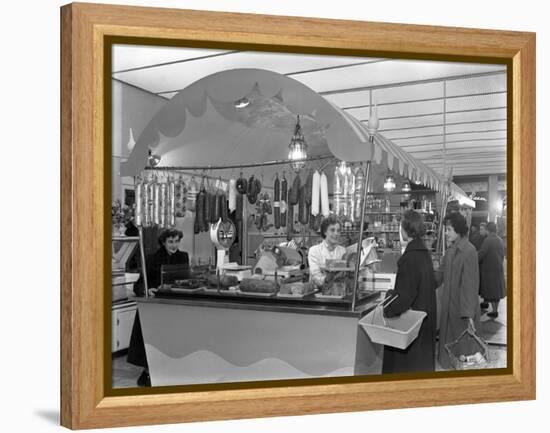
[{"x1": 142, "y1": 288, "x2": 380, "y2": 318}]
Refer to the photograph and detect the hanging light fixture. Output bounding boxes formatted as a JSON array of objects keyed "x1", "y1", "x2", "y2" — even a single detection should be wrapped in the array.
[
  {"x1": 148, "y1": 148, "x2": 161, "y2": 167},
  {"x1": 288, "y1": 115, "x2": 308, "y2": 172},
  {"x1": 234, "y1": 97, "x2": 250, "y2": 108},
  {"x1": 367, "y1": 104, "x2": 379, "y2": 142},
  {"x1": 383, "y1": 171, "x2": 396, "y2": 192},
  {"x1": 402, "y1": 180, "x2": 411, "y2": 192},
  {"x1": 127, "y1": 128, "x2": 136, "y2": 152}
]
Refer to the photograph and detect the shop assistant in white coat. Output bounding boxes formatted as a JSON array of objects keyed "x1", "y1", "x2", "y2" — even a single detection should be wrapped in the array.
[{"x1": 308, "y1": 215, "x2": 347, "y2": 288}]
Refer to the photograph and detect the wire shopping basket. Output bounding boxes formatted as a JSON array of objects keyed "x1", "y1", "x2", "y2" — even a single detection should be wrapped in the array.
[{"x1": 444, "y1": 327, "x2": 489, "y2": 370}]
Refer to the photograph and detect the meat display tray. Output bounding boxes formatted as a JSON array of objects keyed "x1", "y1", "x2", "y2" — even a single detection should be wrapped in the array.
[{"x1": 156, "y1": 287, "x2": 379, "y2": 307}]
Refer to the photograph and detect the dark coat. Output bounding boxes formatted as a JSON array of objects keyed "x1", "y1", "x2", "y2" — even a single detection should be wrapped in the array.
[
  {"x1": 469, "y1": 232, "x2": 486, "y2": 251},
  {"x1": 478, "y1": 233, "x2": 505, "y2": 301},
  {"x1": 128, "y1": 247, "x2": 189, "y2": 368},
  {"x1": 435, "y1": 236, "x2": 481, "y2": 370},
  {"x1": 382, "y1": 237, "x2": 437, "y2": 374}
]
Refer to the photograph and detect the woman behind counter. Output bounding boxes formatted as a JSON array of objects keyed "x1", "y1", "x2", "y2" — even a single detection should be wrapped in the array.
[
  {"x1": 435, "y1": 212, "x2": 481, "y2": 370},
  {"x1": 308, "y1": 216, "x2": 347, "y2": 288},
  {"x1": 382, "y1": 210, "x2": 437, "y2": 374},
  {"x1": 127, "y1": 229, "x2": 189, "y2": 387}
]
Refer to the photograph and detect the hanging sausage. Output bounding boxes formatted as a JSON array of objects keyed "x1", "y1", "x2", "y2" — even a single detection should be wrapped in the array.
[
  {"x1": 186, "y1": 176, "x2": 198, "y2": 212},
  {"x1": 198, "y1": 179, "x2": 208, "y2": 232},
  {"x1": 298, "y1": 185, "x2": 304, "y2": 224},
  {"x1": 145, "y1": 175, "x2": 156, "y2": 227},
  {"x1": 320, "y1": 172, "x2": 329, "y2": 217},
  {"x1": 228, "y1": 178, "x2": 237, "y2": 212},
  {"x1": 134, "y1": 176, "x2": 144, "y2": 227},
  {"x1": 167, "y1": 175, "x2": 176, "y2": 228},
  {"x1": 311, "y1": 170, "x2": 320, "y2": 217},
  {"x1": 236, "y1": 172, "x2": 247, "y2": 194},
  {"x1": 289, "y1": 173, "x2": 300, "y2": 205},
  {"x1": 273, "y1": 174, "x2": 281, "y2": 229},
  {"x1": 354, "y1": 163, "x2": 365, "y2": 222},
  {"x1": 235, "y1": 192, "x2": 243, "y2": 222},
  {"x1": 280, "y1": 173, "x2": 288, "y2": 228},
  {"x1": 174, "y1": 175, "x2": 187, "y2": 218},
  {"x1": 153, "y1": 176, "x2": 161, "y2": 226},
  {"x1": 347, "y1": 166, "x2": 356, "y2": 222},
  {"x1": 159, "y1": 180, "x2": 167, "y2": 227},
  {"x1": 247, "y1": 175, "x2": 257, "y2": 204},
  {"x1": 333, "y1": 163, "x2": 343, "y2": 216}
]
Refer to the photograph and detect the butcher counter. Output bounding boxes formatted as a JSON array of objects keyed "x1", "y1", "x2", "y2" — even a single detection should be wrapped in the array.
[{"x1": 133, "y1": 290, "x2": 384, "y2": 387}]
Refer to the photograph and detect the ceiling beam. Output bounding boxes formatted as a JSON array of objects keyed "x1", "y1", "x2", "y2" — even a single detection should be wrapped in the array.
[
  {"x1": 342, "y1": 90, "x2": 505, "y2": 111},
  {"x1": 387, "y1": 128, "x2": 506, "y2": 141},
  {"x1": 285, "y1": 59, "x2": 389, "y2": 76},
  {"x1": 318, "y1": 70, "x2": 506, "y2": 96},
  {"x1": 361, "y1": 106, "x2": 506, "y2": 122},
  {"x1": 113, "y1": 50, "x2": 241, "y2": 74},
  {"x1": 379, "y1": 118, "x2": 506, "y2": 133}
]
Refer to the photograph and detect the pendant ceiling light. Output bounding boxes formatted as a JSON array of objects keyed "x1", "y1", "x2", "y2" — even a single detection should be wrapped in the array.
[
  {"x1": 288, "y1": 115, "x2": 308, "y2": 172},
  {"x1": 383, "y1": 171, "x2": 396, "y2": 192},
  {"x1": 127, "y1": 128, "x2": 136, "y2": 152},
  {"x1": 367, "y1": 104, "x2": 379, "y2": 142},
  {"x1": 148, "y1": 148, "x2": 161, "y2": 167},
  {"x1": 402, "y1": 180, "x2": 411, "y2": 192},
  {"x1": 234, "y1": 97, "x2": 250, "y2": 108}
]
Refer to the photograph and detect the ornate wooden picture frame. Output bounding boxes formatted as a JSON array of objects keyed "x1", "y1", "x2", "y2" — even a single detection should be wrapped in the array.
[{"x1": 61, "y1": 2, "x2": 535, "y2": 429}]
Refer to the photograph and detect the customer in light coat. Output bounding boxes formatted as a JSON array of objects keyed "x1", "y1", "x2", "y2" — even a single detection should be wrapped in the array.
[{"x1": 435, "y1": 212, "x2": 481, "y2": 370}]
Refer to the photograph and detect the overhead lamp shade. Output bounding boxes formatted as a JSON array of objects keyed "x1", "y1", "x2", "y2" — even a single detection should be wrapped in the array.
[
  {"x1": 288, "y1": 115, "x2": 308, "y2": 172},
  {"x1": 402, "y1": 180, "x2": 411, "y2": 192},
  {"x1": 127, "y1": 128, "x2": 136, "y2": 152},
  {"x1": 233, "y1": 97, "x2": 250, "y2": 108},
  {"x1": 367, "y1": 104, "x2": 379, "y2": 142},
  {"x1": 148, "y1": 149, "x2": 161, "y2": 167},
  {"x1": 384, "y1": 172, "x2": 396, "y2": 192}
]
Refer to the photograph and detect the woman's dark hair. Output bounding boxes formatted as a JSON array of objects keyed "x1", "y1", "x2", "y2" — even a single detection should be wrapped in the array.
[
  {"x1": 158, "y1": 229, "x2": 183, "y2": 247},
  {"x1": 401, "y1": 209, "x2": 426, "y2": 239},
  {"x1": 320, "y1": 215, "x2": 340, "y2": 239},
  {"x1": 486, "y1": 221, "x2": 497, "y2": 233},
  {"x1": 444, "y1": 212, "x2": 469, "y2": 236}
]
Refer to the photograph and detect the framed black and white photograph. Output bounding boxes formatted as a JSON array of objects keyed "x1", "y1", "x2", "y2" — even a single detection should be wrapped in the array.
[{"x1": 60, "y1": 3, "x2": 535, "y2": 429}]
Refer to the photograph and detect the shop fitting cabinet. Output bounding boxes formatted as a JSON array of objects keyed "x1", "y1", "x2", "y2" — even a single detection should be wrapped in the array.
[{"x1": 112, "y1": 301, "x2": 137, "y2": 353}]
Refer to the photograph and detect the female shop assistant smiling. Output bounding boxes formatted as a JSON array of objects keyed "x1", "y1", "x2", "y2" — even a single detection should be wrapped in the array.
[{"x1": 308, "y1": 216, "x2": 347, "y2": 288}]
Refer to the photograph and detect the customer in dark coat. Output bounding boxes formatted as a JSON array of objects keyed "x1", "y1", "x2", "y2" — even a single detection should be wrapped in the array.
[
  {"x1": 382, "y1": 210, "x2": 437, "y2": 374},
  {"x1": 435, "y1": 212, "x2": 481, "y2": 370},
  {"x1": 127, "y1": 229, "x2": 189, "y2": 386},
  {"x1": 478, "y1": 222, "x2": 505, "y2": 318},
  {"x1": 469, "y1": 224, "x2": 484, "y2": 251}
]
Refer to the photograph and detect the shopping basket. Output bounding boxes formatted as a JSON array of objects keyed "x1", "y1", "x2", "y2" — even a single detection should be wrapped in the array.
[
  {"x1": 359, "y1": 295, "x2": 427, "y2": 350},
  {"x1": 444, "y1": 327, "x2": 489, "y2": 370}
]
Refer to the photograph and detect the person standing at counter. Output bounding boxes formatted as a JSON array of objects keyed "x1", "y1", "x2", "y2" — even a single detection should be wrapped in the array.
[
  {"x1": 127, "y1": 229, "x2": 189, "y2": 387},
  {"x1": 435, "y1": 212, "x2": 481, "y2": 370},
  {"x1": 308, "y1": 216, "x2": 346, "y2": 288},
  {"x1": 382, "y1": 210, "x2": 437, "y2": 374},
  {"x1": 478, "y1": 222, "x2": 505, "y2": 318}
]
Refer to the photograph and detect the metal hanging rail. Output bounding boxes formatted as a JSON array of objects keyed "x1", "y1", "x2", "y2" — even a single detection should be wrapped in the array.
[{"x1": 142, "y1": 154, "x2": 334, "y2": 172}]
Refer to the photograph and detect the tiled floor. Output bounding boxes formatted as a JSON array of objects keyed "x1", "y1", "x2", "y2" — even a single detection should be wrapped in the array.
[{"x1": 113, "y1": 298, "x2": 508, "y2": 388}]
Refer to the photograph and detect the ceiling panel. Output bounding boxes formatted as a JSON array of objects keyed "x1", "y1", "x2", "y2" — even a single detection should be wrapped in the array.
[
  {"x1": 446, "y1": 93, "x2": 507, "y2": 112},
  {"x1": 299, "y1": 60, "x2": 504, "y2": 94},
  {"x1": 446, "y1": 74, "x2": 507, "y2": 96},
  {"x1": 112, "y1": 44, "x2": 509, "y2": 177},
  {"x1": 446, "y1": 107, "x2": 506, "y2": 124},
  {"x1": 112, "y1": 45, "x2": 231, "y2": 73},
  {"x1": 113, "y1": 49, "x2": 375, "y2": 95}
]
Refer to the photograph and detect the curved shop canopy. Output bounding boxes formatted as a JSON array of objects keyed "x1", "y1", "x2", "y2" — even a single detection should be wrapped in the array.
[{"x1": 120, "y1": 68, "x2": 471, "y2": 201}]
